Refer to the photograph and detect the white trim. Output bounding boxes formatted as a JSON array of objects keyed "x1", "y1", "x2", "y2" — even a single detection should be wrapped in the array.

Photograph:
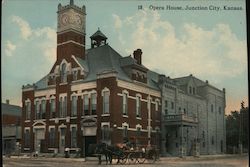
[
  {"x1": 101, "y1": 122, "x2": 110, "y2": 127},
  {"x1": 136, "y1": 93, "x2": 142, "y2": 98},
  {"x1": 136, "y1": 117, "x2": 142, "y2": 120},
  {"x1": 59, "y1": 123, "x2": 67, "y2": 129},
  {"x1": 24, "y1": 120, "x2": 31, "y2": 123},
  {"x1": 72, "y1": 55, "x2": 86, "y2": 71},
  {"x1": 24, "y1": 127, "x2": 30, "y2": 130},
  {"x1": 101, "y1": 87, "x2": 110, "y2": 96},
  {"x1": 122, "y1": 122, "x2": 129, "y2": 128},
  {"x1": 136, "y1": 124, "x2": 142, "y2": 129},
  {"x1": 118, "y1": 80, "x2": 161, "y2": 98},
  {"x1": 70, "y1": 92, "x2": 78, "y2": 100},
  {"x1": 24, "y1": 148, "x2": 30, "y2": 150},
  {"x1": 122, "y1": 115, "x2": 128, "y2": 118},
  {"x1": 49, "y1": 126, "x2": 55, "y2": 131},
  {"x1": 101, "y1": 114, "x2": 110, "y2": 117},
  {"x1": 49, "y1": 95, "x2": 56, "y2": 103},
  {"x1": 25, "y1": 98, "x2": 31, "y2": 103},
  {"x1": 71, "y1": 82, "x2": 96, "y2": 92},
  {"x1": 32, "y1": 120, "x2": 46, "y2": 127},
  {"x1": 57, "y1": 40, "x2": 85, "y2": 47},
  {"x1": 70, "y1": 124, "x2": 77, "y2": 131},
  {"x1": 59, "y1": 93, "x2": 67, "y2": 98}
]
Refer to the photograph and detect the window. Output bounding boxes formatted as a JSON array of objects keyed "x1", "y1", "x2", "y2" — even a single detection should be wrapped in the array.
[
  {"x1": 103, "y1": 91, "x2": 109, "y2": 114},
  {"x1": 175, "y1": 130, "x2": 178, "y2": 138},
  {"x1": 211, "y1": 136, "x2": 214, "y2": 145},
  {"x1": 202, "y1": 131, "x2": 205, "y2": 139},
  {"x1": 25, "y1": 101, "x2": 31, "y2": 120},
  {"x1": 165, "y1": 100, "x2": 168, "y2": 108},
  {"x1": 60, "y1": 96, "x2": 67, "y2": 118},
  {"x1": 41, "y1": 99, "x2": 46, "y2": 119},
  {"x1": 136, "y1": 96, "x2": 141, "y2": 117},
  {"x1": 50, "y1": 99, "x2": 56, "y2": 118},
  {"x1": 35, "y1": 101, "x2": 40, "y2": 119},
  {"x1": 59, "y1": 97, "x2": 63, "y2": 117},
  {"x1": 71, "y1": 127, "x2": 77, "y2": 148},
  {"x1": 165, "y1": 109, "x2": 168, "y2": 115},
  {"x1": 61, "y1": 63, "x2": 67, "y2": 83},
  {"x1": 136, "y1": 127, "x2": 141, "y2": 145},
  {"x1": 91, "y1": 93, "x2": 97, "y2": 115},
  {"x1": 72, "y1": 70, "x2": 78, "y2": 81},
  {"x1": 102, "y1": 125, "x2": 110, "y2": 141},
  {"x1": 176, "y1": 143, "x2": 178, "y2": 148},
  {"x1": 171, "y1": 102, "x2": 174, "y2": 109},
  {"x1": 211, "y1": 104, "x2": 214, "y2": 112},
  {"x1": 83, "y1": 94, "x2": 89, "y2": 115},
  {"x1": 122, "y1": 93, "x2": 128, "y2": 115},
  {"x1": 193, "y1": 87, "x2": 196, "y2": 94},
  {"x1": 49, "y1": 128, "x2": 55, "y2": 147},
  {"x1": 123, "y1": 126, "x2": 128, "y2": 138},
  {"x1": 71, "y1": 96, "x2": 77, "y2": 117},
  {"x1": 24, "y1": 129, "x2": 30, "y2": 147},
  {"x1": 203, "y1": 142, "x2": 205, "y2": 148},
  {"x1": 218, "y1": 107, "x2": 221, "y2": 114},
  {"x1": 189, "y1": 86, "x2": 192, "y2": 94},
  {"x1": 155, "y1": 100, "x2": 159, "y2": 111}
]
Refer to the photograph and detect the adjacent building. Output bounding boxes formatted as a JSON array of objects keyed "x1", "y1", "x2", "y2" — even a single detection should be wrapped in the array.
[
  {"x1": 2, "y1": 100, "x2": 22, "y2": 155},
  {"x1": 21, "y1": 0, "x2": 226, "y2": 157}
]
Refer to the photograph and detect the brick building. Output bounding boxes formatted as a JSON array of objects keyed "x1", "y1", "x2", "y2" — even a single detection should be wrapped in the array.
[
  {"x1": 21, "y1": 0, "x2": 161, "y2": 157},
  {"x1": 21, "y1": 0, "x2": 225, "y2": 157}
]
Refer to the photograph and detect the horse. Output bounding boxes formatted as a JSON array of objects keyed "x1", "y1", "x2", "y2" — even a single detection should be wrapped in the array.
[{"x1": 95, "y1": 143, "x2": 124, "y2": 165}]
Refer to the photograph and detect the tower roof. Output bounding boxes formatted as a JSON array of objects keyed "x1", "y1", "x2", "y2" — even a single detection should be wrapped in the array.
[{"x1": 90, "y1": 28, "x2": 107, "y2": 40}]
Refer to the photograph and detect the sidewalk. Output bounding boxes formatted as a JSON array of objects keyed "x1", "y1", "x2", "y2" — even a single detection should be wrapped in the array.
[{"x1": 159, "y1": 153, "x2": 248, "y2": 161}]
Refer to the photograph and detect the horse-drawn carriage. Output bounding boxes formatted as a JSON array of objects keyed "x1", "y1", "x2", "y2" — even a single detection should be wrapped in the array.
[{"x1": 94, "y1": 136, "x2": 159, "y2": 165}]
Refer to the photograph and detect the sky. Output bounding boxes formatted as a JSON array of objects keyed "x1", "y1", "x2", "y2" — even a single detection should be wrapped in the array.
[{"x1": 2, "y1": 0, "x2": 248, "y2": 115}]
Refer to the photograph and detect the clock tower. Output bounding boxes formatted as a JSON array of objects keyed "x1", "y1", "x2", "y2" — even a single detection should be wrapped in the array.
[{"x1": 57, "y1": 0, "x2": 86, "y2": 61}]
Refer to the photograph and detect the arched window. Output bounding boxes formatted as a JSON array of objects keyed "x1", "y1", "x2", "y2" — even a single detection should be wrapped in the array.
[{"x1": 61, "y1": 63, "x2": 67, "y2": 83}]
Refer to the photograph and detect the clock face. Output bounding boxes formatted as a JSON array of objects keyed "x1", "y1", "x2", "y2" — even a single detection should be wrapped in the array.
[{"x1": 61, "y1": 14, "x2": 69, "y2": 25}]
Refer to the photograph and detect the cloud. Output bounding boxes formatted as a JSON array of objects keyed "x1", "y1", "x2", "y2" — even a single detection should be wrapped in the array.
[
  {"x1": 112, "y1": 14, "x2": 122, "y2": 29},
  {"x1": 5, "y1": 40, "x2": 16, "y2": 56},
  {"x1": 12, "y1": 15, "x2": 32, "y2": 40},
  {"x1": 113, "y1": 10, "x2": 247, "y2": 82},
  {"x1": 11, "y1": 15, "x2": 56, "y2": 63}
]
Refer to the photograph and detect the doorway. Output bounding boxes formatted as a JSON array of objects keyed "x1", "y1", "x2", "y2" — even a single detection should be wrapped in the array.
[{"x1": 84, "y1": 136, "x2": 96, "y2": 157}]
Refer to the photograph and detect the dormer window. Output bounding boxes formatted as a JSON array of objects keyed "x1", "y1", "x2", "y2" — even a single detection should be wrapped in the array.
[
  {"x1": 61, "y1": 63, "x2": 67, "y2": 83},
  {"x1": 72, "y1": 70, "x2": 78, "y2": 81},
  {"x1": 193, "y1": 87, "x2": 196, "y2": 94}
]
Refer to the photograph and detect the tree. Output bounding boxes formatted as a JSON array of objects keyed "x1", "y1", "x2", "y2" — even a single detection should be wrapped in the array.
[{"x1": 226, "y1": 106, "x2": 249, "y2": 153}]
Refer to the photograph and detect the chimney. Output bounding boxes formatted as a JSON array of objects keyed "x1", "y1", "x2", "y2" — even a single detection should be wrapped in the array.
[
  {"x1": 133, "y1": 49, "x2": 142, "y2": 65},
  {"x1": 6, "y1": 99, "x2": 10, "y2": 104}
]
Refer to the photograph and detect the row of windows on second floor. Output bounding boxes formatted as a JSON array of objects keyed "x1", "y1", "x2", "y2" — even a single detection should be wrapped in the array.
[
  {"x1": 163, "y1": 100, "x2": 224, "y2": 116},
  {"x1": 24, "y1": 89, "x2": 161, "y2": 121}
]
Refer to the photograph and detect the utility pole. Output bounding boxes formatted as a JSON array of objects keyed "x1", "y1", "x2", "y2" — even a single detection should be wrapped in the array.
[{"x1": 239, "y1": 101, "x2": 245, "y2": 154}]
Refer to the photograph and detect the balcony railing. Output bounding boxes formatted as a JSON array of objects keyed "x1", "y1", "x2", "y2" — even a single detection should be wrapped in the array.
[{"x1": 164, "y1": 114, "x2": 198, "y2": 126}]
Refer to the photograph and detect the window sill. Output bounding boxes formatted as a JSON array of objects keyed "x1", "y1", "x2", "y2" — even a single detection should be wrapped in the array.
[
  {"x1": 136, "y1": 117, "x2": 142, "y2": 120},
  {"x1": 34, "y1": 119, "x2": 46, "y2": 121},
  {"x1": 59, "y1": 82, "x2": 68, "y2": 86},
  {"x1": 123, "y1": 115, "x2": 128, "y2": 118},
  {"x1": 101, "y1": 114, "x2": 110, "y2": 117},
  {"x1": 24, "y1": 148, "x2": 30, "y2": 150},
  {"x1": 24, "y1": 120, "x2": 31, "y2": 122}
]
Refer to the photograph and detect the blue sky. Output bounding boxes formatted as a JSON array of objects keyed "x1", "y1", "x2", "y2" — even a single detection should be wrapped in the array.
[{"x1": 2, "y1": 0, "x2": 248, "y2": 114}]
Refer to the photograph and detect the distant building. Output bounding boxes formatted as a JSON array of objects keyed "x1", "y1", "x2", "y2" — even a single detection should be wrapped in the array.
[
  {"x1": 21, "y1": 0, "x2": 226, "y2": 157},
  {"x1": 159, "y1": 75, "x2": 226, "y2": 156},
  {"x1": 2, "y1": 100, "x2": 22, "y2": 155}
]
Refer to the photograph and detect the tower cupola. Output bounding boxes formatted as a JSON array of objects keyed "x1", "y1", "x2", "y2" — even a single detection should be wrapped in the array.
[{"x1": 90, "y1": 28, "x2": 108, "y2": 48}]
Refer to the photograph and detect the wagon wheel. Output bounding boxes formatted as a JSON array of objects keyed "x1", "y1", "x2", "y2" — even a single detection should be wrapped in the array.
[
  {"x1": 137, "y1": 152, "x2": 146, "y2": 164},
  {"x1": 128, "y1": 152, "x2": 137, "y2": 164},
  {"x1": 119, "y1": 154, "x2": 127, "y2": 164},
  {"x1": 146, "y1": 150, "x2": 157, "y2": 164}
]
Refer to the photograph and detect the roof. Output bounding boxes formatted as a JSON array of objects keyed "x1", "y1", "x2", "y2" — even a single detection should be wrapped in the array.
[
  {"x1": 1, "y1": 103, "x2": 22, "y2": 116},
  {"x1": 174, "y1": 75, "x2": 206, "y2": 87},
  {"x1": 90, "y1": 29, "x2": 107, "y2": 40}
]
